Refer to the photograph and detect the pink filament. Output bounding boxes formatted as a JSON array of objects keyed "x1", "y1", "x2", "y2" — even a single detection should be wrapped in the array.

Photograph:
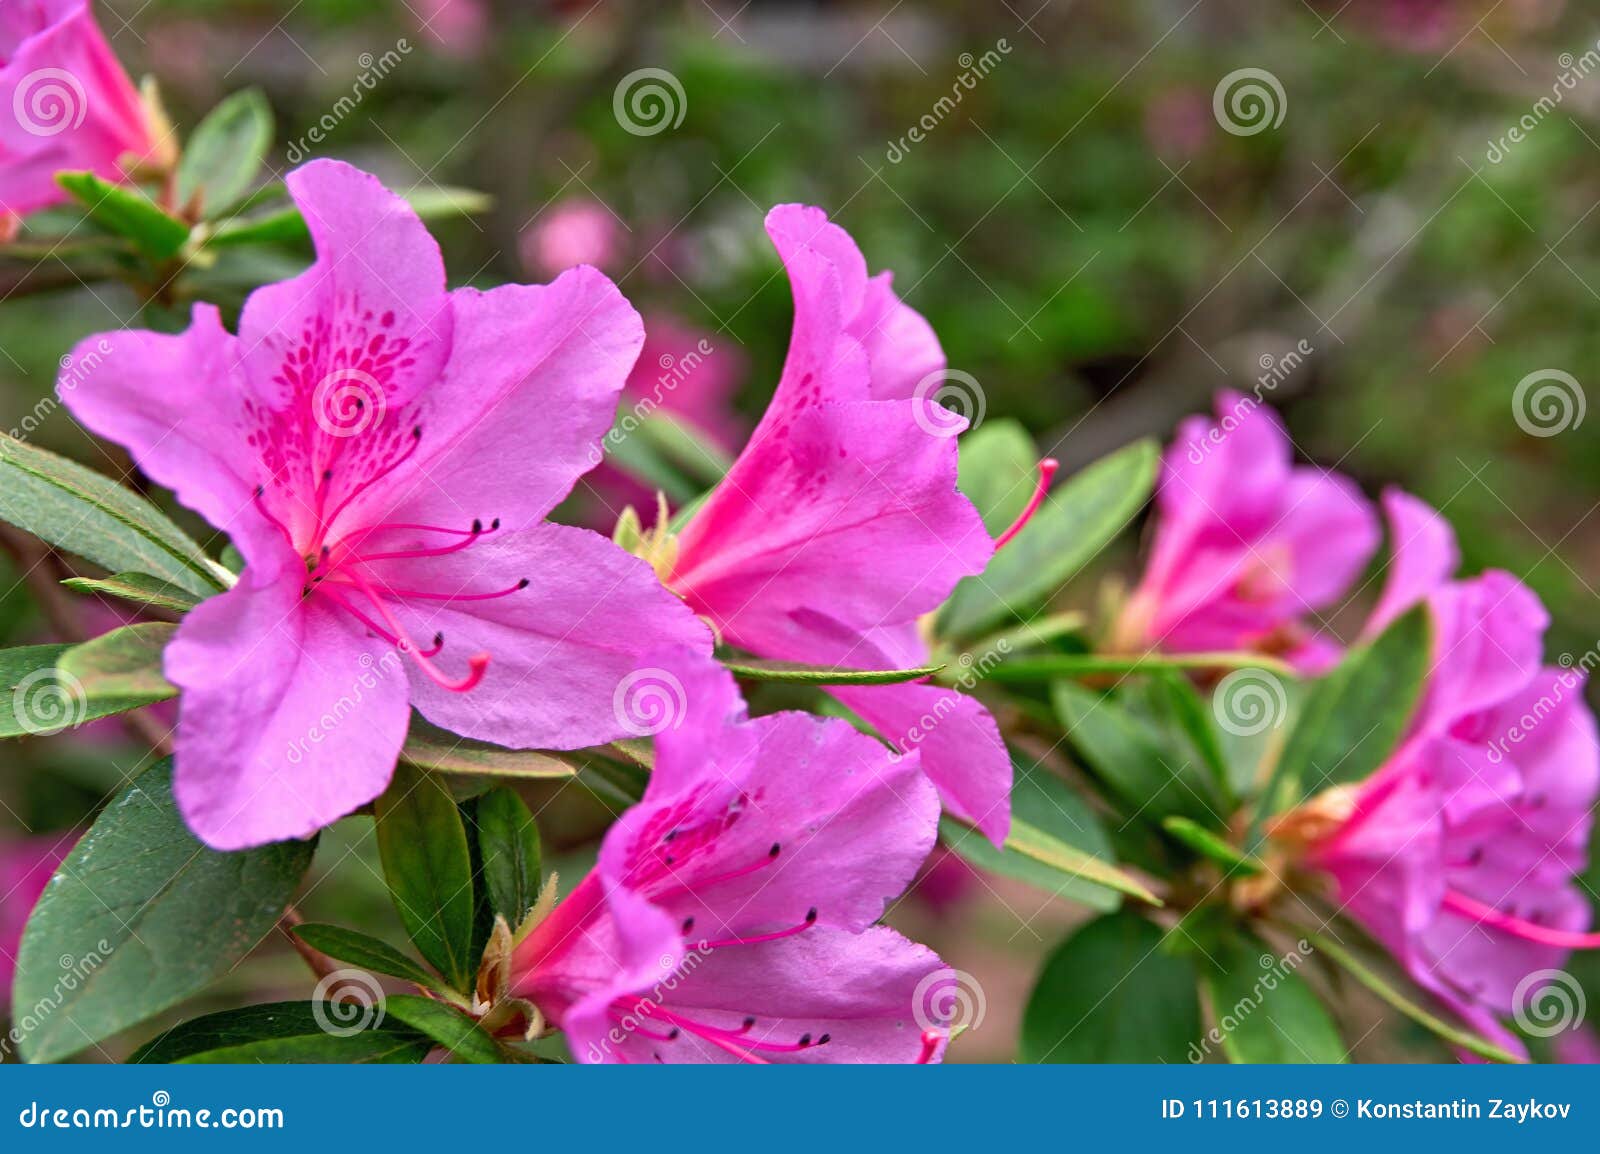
[
  {"x1": 993, "y1": 458, "x2": 1059, "y2": 551},
  {"x1": 696, "y1": 912, "x2": 816, "y2": 950},
  {"x1": 1443, "y1": 890, "x2": 1600, "y2": 949},
  {"x1": 342, "y1": 572, "x2": 489, "y2": 692}
]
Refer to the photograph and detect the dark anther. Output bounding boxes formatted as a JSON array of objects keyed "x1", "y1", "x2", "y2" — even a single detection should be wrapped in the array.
[
  {"x1": 743, "y1": 1016, "x2": 757, "y2": 1029},
  {"x1": 491, "y1": 517, "x2": 501, "y2": 530},
  {"x1": 411, "y1": 425, "x2": 422, "y2": 439},
  {"x1": 768, "y1": 842, "x2": 781, "y2": 858},
  {"x1": 799, "y1": 1034, "x2": 812, "y2": 1047},
  {"x1": 472, "y1": 518, "x2": 483, "y2": 534},
  {"x1": 668, "y1": 1028, "x2": 681, "y2": 1040},
  {"x1": 805, "y1": 907, "x2": 818, "y2": 924},
  {"x1": 817, "y1": 1034, "x2": 831, "y2": 1045},
  {"x1": 517, "y1": 578, "x2": 530, "y2": 589},
  {"x1": 681, "y1": 916, "x2": 695, "y2": 934},
  {"x1": 432, "y1": 632, "x2": 444, "y2": 648}
]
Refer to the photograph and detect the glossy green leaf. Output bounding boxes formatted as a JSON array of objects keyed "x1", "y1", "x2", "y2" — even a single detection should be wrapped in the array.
[
  {"x1": 383, "y1": 994, "x2": 502, "y2": 1064},
  {"x1": 982, "y1": 650, "x2": 1294, "y2": 683},
  {"x1": 177, "y1": 89, "x2": 273, "y2": 216},
  {"x1": 472, "y1": 787, "x2": 542, "y2": 927},
  {"x1": 61, "y1": 572, "x2": 202, "y2": 613},
  {"x1": 374, "y1": 764, "x2": 477, "y2": 993},
  {"x1": 1022, "y1": 911, "x2": 1201, "y2": 1062},
  {"x1": 15, "y1": 761, "x2": 316, "y2": 1063},
  {"x1": 1202, "y1": 933, "x2": 1346, "y2": 1063},
  {"x1": 56, "y1": 622, "x2": 178, "y2": 704},
  {"x1": 0, "y1": 432, "x2": 227, "y2": 597},
  {"x1": 1160, "y1": 817, "x2": 1261, "y2": 875},
  {"x1": 399, "y1": 717, "x2": 581, "y2": 779},
  {"x1": 56, "y1": 171, "x2": 190, "y2": 259},
  {"x1": 208, "y1": 185, "x2": 491, "y2": 248},
  {"x1": 0, "y1": 643, "x2": 143, "y2": 736},
  {"x1": 289, "y1": 924, "x2": 440, "y2": 992},
  {"x1": 722, "y1": 658, "x2": 945, "y2": 685},
  {"x1": 938, "y1": 439, "x2": 1158, "y2": 639},
  {"x1": 954, "y1": 418, "x2": 1039, "y2": 535},
  {"x1": 130, "y1": 1002, "x2": 432, "y2": 1065}
]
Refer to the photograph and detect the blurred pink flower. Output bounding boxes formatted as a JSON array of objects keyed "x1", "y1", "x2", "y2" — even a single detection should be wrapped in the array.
[
  {"x1": 411, "y1": 0, "x2": 488, "y2": 59},
  {"x1": 1299, "y1": 492, "x2": 1600, "y2": 1057},
  {"x1": 511, "y1": 650, "x2": 949, "y2": 1064},
  {"x1": 1113, "y1": 390, "x2": 1380, "y2": 673},
  {"x1": 2, "y1": 836, "x2": 70, "y2": 1002},
  {"x1": 521, "y1": 199, "x2": 621, "y2": 278},
  {"x1": 0, "y1": 0, "x2": 168, "y2": 220},
  {"x1": 1143, "y1": 86, "x2": 1212, "y2": 162}
]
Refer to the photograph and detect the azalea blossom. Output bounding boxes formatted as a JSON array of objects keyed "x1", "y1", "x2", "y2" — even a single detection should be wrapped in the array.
[
  {"x1": 0, "y1": 0, "x2": 170, "y2": 221},
  {"x1": 62, "y1": 159, "x2": 709, "y2": 850},
  {"x1": 1112, "y1": 389, "x2": 1379, "y2": 673},
  {"x1": 521, "y1": 198, "x2": 621, "y2": 279},
  {"x1": 1289, "y1": 492, "x2": 1600, "y2": 1054},
  {"x1": 664, "y1": 204, "x2": 1016, "y2": 844},
  {"x1": 510, "y1": 650, "x2": 950, "y2": 1063},
  {"x1": 410, "y1": 0, "x2": 487, "y2": 59}
]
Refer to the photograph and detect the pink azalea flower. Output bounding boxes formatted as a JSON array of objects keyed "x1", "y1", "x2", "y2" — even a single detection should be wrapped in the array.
[
  {"x1": 410, "y1": 0, "x2": 488, "y2": 60},
  {"x1": 521, "y1": 199, "x2": 621, "y2": 279},
  {"x1": 665, "y1": 204, "x2": 1015, "y2": 845},
  {"x1": 1113, "y1": 390, "x2": 1380, "y2": 673},
  {"x1": 61, "y1": 160, "x2": 709, "y2": 850},
  {"x1": 1300, "y1": 492, "x2": 1600, "y2": 1055},
  {"x1": 0, "y1": 0, "x2": 168, "y2": 220},
  {"x1": 2, "y1": 836, "x2": 70, "y2": 1002},
  {"x1": 510, "y1": 650, "x2": 950, "y2": 1063}
]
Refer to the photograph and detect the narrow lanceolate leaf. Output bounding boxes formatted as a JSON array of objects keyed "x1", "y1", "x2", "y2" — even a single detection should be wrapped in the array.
[
  {"x1": 0, "y1": 432, "x2": 227, "y2": 597},
  {"x1": 209, "y1": 185, "x2": 492, "y2": 248},
  {"x1": 472, "y1": 788, "x2": 542, "y2": 927},
  {"x1": 635, "y1": 414, "x2": 733, "y2": 487},
  {"x1": 1202, "y1": 933, "x2": 1346, "y2": 1064},
  {"x1": 374, "y1": 764, "x2": 478, "y2": 994},
  {"x1": 938, "y1": 439, "x2": 1159, "y2": 640},
  {"x1": 955, "y1": 419, "x2": 1041, "y2": 536},
  {"x1": 981, "y1": 650, "x2": 1294, "y2": 683},
  {"x1": 15, "y1": 761, "x2": 316, "y2": 1063},
  {"x1": 383, "y1": 995, "x2": 502, "y2": 1064},
  {"x1": 399, "y1": 717, "x2": 582, "y2": 779},
  {"x1": 55, "y1": 171, "x2": 191, "y2": 259},
  {"x1": 1255, "y1": 605, "x2": 1431, "y2": 839},
  {"x1": 289, "y1": 924, "x2": 442, "y2": 993},
  {"x1": 176, "y1": 88, "x2": 273, "y2": 217},
  {"x1": 722, "y1": 658, "x2": 944, "y2": 686},
  {"x1": 130, "y1": 1003, "x2": 432, "y2": 1065},
  {"x1": 56, "y1": 622, "x2": 178, "y2": 704},
  {"x1": 61, "y1": 572, "x2": 203, "y2": 613},
  {"x1": 1160, "y1": 817, "x2": 1261, "y2": 876},
  {"x1": 1022, "y1": 911, "x2": 1201, "y2": 1063}
]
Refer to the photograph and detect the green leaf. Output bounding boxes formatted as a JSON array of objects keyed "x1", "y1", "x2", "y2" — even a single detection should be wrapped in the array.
[
  {"x1": 130, "y1": 1003, "x2": 431, "y2": 1065},
  {"x1": 61, "y1": 572, "x2": 203, "y2": 613},
  {"x1": 383, "y1": 994, "x2": 502, "y2": 1064},
  {"x1": 176, "y1": 89, "x2": 273, "y2": 217},
  {"x1": 634, "y1": 414, "x2": 732, "y2": 487},
  {"x1": 722, "y1": 658, "x2": 945, "y2": 686},
  {"x1": 955, "y1": 419, "x2": 1040, "y2": 535},
  {"x1": 938, "y1": 439, "x2": 1158, "y2": 640},
  {"x1": 981, "y1": 650, "x2": 1294, "y2": 683},
  {"x1": 374, "y1": 764, "x2": 477, "y2": 993},
  {"x1": 472, "y1": 788, "x2": 542, "y2": 927},
  {"x1": 1201, "y1": 933, "x2": 1346, "y2": 1063},
  {"x1": 0, "y1": 643, "x2": 146, "y2": 737},
  {"x1": 1021, "y1": 911, "x2": 1202, "y2": 1062},
  {"x1": 1160, "y1": 817, "x2": 1261, "y2": 875},
  {"x1": 56, "y1": 171, "x2": 190, "y2": 259},
  {"x1": 14, "y1": 761, "x2": 316, "y2": 1063},
  {"x1": 1053, "y1": 681, "x2": 1226, "y2": 829},
  {"x1": 1137, "y1": 672, "x2": 1237, "y2": 806},
  {"x1": 399, "y1": 716, "x2": 582, "y2": 779},
  {"x1": 1255, "y1": 606, "x2": 1431, "y2": 837},
  {"x1": 208, "y1": 185, "x2": 491, "y2": 248},
  {"x1": 289, "y1": 924, "x2": 440, "y2": 992},
  {"x1": 0, "y1": 432, "x2": 227, "y2": 597},
  {"x1": 57, "y1": 622, "x2": 178, "y2": 704},
  {"x1": 941, "y1": 763, "x2": 1151, "y2": 909}
]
